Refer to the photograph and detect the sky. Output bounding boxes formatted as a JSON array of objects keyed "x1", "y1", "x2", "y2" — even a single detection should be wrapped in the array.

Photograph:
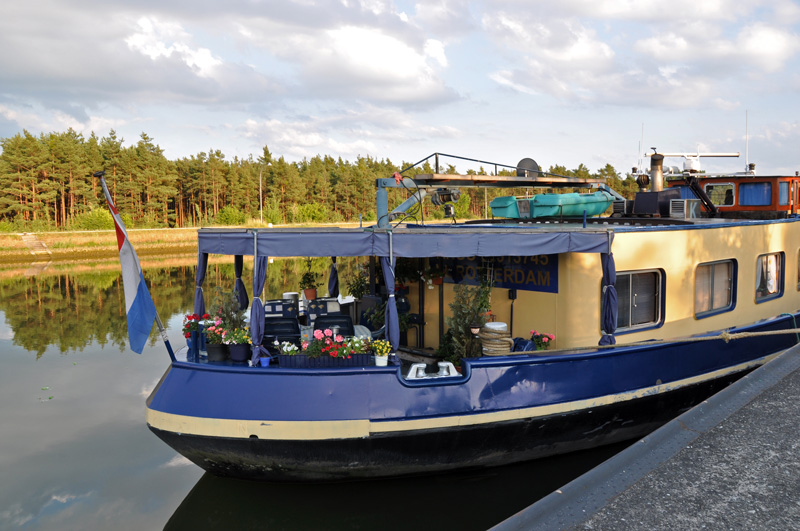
[{"x1": 1, "y1": 0, "x2": 800, "y2": 176}]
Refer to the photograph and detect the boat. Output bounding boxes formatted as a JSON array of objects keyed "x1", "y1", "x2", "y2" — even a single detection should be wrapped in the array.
[{"x1": 142, "y1": 151, "x2": 800, "y2": 481}]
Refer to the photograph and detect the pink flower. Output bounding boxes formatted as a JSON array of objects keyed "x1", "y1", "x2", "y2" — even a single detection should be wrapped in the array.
[
  {"x1": 530, "y1": 330, "x2": 537, "y2": 336},
  {"x1": 324, "y1": 329, "x2": 333, "y2": 337},
  {"x1": 313, "y1": 329, "x2": 324, "y2": 340},
  {"x1": 302, "y1": 341, "x2": 309, "y2": 349},
  {"x1": 335, "y1": 335, "x2": 344, "y2": 342},
  {"x1": 542, "y1": 337, "x2": 549, "y2": 343}
]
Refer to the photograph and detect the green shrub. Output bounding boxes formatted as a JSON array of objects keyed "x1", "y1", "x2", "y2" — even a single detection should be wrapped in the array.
[
  {"x1": 297, "y1": 203, "x2": 328, "y2": 223},
  {"x1": 69, "y1": 209, "x2": 115, "y2": 231},
  {"x1": 216, "y1": 206, "x2": 246, "y2": 226}
]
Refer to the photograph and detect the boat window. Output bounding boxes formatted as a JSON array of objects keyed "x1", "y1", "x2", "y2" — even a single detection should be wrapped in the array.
[
  {"x1": 695, "y1": 260, "x2": 736, "y2": 318},
  {"x1": 779, "y1": 182, "x2": 790, "y2": 206},
  {"x1": 704, "y1": 184, "x2": 734, "y2": 206},
  {"x1": 616, "y1": 270, "x2": 662, "y2": 331},
  {"x1": 739, "y1": 183, "x2": 772, "y2": 206},
  {"x1": 755, "y1": 252, "x2": 784, "y2": 302}
]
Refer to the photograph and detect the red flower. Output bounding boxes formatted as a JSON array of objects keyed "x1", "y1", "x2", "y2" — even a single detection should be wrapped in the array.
[{"x1": 184, "y1": 332, "x2": 191, "y2": 338}]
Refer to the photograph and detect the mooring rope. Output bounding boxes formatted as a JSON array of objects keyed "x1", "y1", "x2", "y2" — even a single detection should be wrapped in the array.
[
  {"x1": 478, "y1": 327, "x2": 515, "y2": 356},
  {"x1": 482, "y1": 327, "x2": 800, "y2": 357}
]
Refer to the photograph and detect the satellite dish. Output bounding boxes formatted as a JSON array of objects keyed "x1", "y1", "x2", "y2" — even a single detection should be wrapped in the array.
[{"x1": 516, "y1": 158, "x2": 540, "y2": 178}]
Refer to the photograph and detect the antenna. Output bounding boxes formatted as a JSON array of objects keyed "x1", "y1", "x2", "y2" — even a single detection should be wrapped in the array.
[
  {"x1": 745, "y1": 110, "x2": 749, "y2": 172},
  {"x1": 638, "y1": 123, "x2": 644, "y2": 172}
]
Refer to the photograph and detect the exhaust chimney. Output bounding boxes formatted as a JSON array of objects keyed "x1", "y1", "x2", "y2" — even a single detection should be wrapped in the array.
[{"x1": 649, "y1": 153, "x2": 664, "y2": 192}]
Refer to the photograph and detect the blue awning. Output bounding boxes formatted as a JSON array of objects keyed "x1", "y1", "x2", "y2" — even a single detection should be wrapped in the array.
[{"x1": 198, "y1": 227, "x2": 612, "y2": 257}]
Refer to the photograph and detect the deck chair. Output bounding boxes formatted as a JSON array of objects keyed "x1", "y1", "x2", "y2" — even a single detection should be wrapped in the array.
[
  {"x1": 313, "y1": 313, "x2": 355, "y2": 338},
  {"x1": 263, "y1": 317, "x2": 302, "y2": 351}
]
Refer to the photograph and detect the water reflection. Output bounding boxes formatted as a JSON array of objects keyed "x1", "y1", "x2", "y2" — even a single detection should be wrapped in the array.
[
  {"x1": 166, "y1": 442, "x2": 631, "y2": 531},
  {"x1": 0, "y1": 259, "x2": 634, "y2": 530},
  {"x1": 0, "y1": 256, "x2": 349, "y2": 357}
]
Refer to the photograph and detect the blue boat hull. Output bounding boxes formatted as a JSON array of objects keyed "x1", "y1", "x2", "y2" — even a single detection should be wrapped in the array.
[
  {"x1": 146, "y1": 314, "x2": 797, "y2": 480},
  {"x1": 149, "y1": 369, "x2": 746, "y2": 480}
]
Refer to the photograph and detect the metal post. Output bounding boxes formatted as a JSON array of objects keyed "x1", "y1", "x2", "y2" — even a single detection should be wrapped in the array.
[{"x1": 376, "y1": 180, "x2": 389, "y2": 228}]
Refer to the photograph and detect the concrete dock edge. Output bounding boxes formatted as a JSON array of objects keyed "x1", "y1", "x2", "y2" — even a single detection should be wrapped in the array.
[{"x1": 493, "y1": 344, "x2": 800, "y2": 530}]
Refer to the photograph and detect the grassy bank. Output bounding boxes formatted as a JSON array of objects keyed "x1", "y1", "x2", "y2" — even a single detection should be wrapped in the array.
[
  {"x1": 0, "y1": 222, "x2": 368, "y2": 263},
  {"x1": 0, "y1": 228, "x2": 199, "y2": 263}
]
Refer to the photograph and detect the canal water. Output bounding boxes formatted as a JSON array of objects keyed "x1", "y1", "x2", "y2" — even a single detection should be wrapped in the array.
[{"x1": 0, "y1": 257, "x2": 630, "y2": 530}]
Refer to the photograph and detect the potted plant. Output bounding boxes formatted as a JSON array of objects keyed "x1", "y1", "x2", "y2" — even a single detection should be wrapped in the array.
[
  {"x1": 371, "y1": 339, "x2": 392, "y2": 366},
  {"x1": 530, "y1": 330, "x2": 555, "y2": 350},
  {"x1": 364, "y1": 302, "x2": 412, "y2": 344},
  {"x1": 441, "y1": 280, "x2": 493, "y2": 364},
  {"x1": 420, "y1": 262, "x2": 447, "y2": 289},
  {"x1": 345, "y1": 264, "x2": 369, "y2": 300},
  {"x1": 204, "y1": 319, "x2": 229, "y2": 361},
  {"x1": 344, "y1": 263, "x2": 369, "y2": 323},
  {"x1": 345, "y1": 336, "x2": 370, "y2": 356},
  {"x1": 278, "y1": 329, "x2": 371, "y2": 368},
  {"x1": 210, "y1": 287, "x2": 247, "y2": 331},
  {"x1": 182, "y1": 312, "x2": 210, "y2": 352},
  {"x1": 300, "y1": 258, "x2": 320, "y2": 300},
  {"x1": 225, "y1": 327, "x2": 252, "y2": 362}
]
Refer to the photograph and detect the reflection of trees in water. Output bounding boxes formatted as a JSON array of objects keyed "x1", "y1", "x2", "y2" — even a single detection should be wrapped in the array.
[
  {"x1": 0, "y1": 257, "x2": 366, "y2": 357},
  {"x1": 0, "y1": 266, "x2": 197, "y2": 357}
]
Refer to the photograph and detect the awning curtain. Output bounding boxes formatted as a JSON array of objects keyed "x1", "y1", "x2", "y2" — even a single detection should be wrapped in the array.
[{"x1": 599, "y1": 252, "x2": 617, "y2": 346}]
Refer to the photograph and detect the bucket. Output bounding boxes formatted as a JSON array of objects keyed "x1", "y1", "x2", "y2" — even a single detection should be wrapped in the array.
[
  {"x1": 484, "y1": 322, "x2": 508, "y2": 332},
  {"x1": 283, "y1": 292, "x2": 300, "y2": 304}
]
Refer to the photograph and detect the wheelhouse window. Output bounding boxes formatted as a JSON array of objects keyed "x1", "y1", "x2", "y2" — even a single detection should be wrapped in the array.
[
  {"x1": 695, "y1": 260, "x2": 736, "y2": 318},
  {"x1": 779, "y1": 182, "x2": 790, "y2": 206},
  {"x1": 705, "y1": 183, "x2": 734, "y2": 206},
  {"x1": 756, "y1": 252, "x2": 784, "y2": 302},
  {"x1": 616, "y1": 270, "x2": 662, "y2": 331},
  {"x1": 740, "y1": 182, "x2": 772, "y2": 206}
]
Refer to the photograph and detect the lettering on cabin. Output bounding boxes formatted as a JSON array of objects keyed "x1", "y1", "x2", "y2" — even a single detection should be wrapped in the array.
[{"x1": 446, "y1": 255, "x2": 558, "y2": 293}]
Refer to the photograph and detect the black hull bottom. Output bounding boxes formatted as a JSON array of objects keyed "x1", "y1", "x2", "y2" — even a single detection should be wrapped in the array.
[{"x1": 149, "y1": 371, "x2": 748, "y2": 481}]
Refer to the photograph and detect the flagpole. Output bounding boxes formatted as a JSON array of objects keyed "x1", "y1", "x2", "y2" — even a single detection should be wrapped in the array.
[
  {"x1": 95, "y1": 170, "x2": 176, "y2": 362},
  {"x1": 154, "y1": 313, "x2": 176, "y2": 362}
]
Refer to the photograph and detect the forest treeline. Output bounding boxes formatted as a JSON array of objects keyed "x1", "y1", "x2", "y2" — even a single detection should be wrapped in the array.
[{"x1": 0, "y1": 128, "x2": 641, "y2": 231}]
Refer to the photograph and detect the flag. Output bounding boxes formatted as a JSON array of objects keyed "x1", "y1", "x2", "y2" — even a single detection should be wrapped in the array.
[{"x1": 99, "y1": 174, "x2": 157, "y2": 353}]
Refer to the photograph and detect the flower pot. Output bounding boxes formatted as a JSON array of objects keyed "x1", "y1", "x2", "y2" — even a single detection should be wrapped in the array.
[
  {"x1": 375, "y1": 355, "x2": 388, "y2": 366},
  {"x1": 206, "y1": 343, "x2": 229, "y2": 362},
  {"x1": 303, "y1": 288, "x2": 317, "y2": 300},
  {"x1": 229, "y1": 343, "x2": 250, "y2": 362}
]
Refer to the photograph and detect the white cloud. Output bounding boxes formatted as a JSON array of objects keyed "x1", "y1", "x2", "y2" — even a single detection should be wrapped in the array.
[
  {"x1": 125, "y1": 17, "x2": 222, "y2": 79},
  {"x1": 635, "y1": 23, "x2": 799, "y2": 74},
  {"x1": 481, "y1": 2, "x2": 800, "y2": 109},
  {"x1": 532, "y1": 0, "x2": 751, "y2": 22},
  {"x1": 241, "y1": 104, "x2": 461, "y2": 161},
  {"x1": 737, "y1": 24, "x2": 800, "y2": 72},
  {"x1": 425, "y1": 39, "x2": 448, "y2": 67},
  {"x1": 238, "y1": 19, "x2": 455, "y2": 105}
]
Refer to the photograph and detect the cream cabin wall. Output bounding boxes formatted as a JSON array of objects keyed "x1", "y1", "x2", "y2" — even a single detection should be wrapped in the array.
[
  {"x1": 412, "y1": 283, "x2": 558, "y2": 349},
  {"x1": 601, "y1": 222, "x2": 800, "y2": 345},
  {"x1": 407, "y1": 220, "x2": 800, "y2": 351}
]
